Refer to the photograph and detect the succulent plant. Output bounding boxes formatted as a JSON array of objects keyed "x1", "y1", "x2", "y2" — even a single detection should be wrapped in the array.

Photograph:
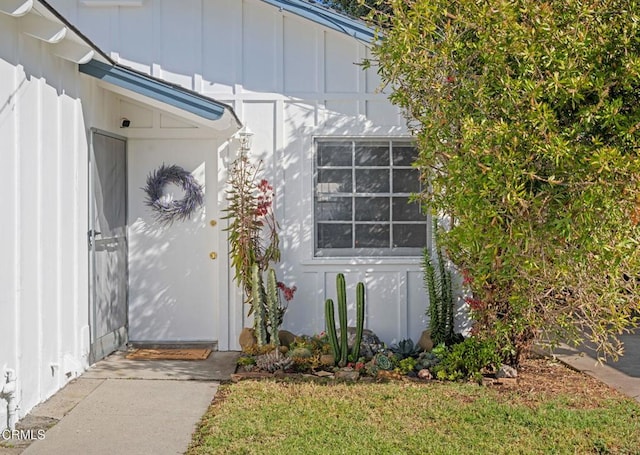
[
  {"x1": 255, "y1": 350, "x2": 292, "y2": 373},
  {"x1": 390, "y1": 338, "x2": 421, "y2": 359},
  {"x1": 373, "y1": 353, "x2": 394, "y2": 371}
]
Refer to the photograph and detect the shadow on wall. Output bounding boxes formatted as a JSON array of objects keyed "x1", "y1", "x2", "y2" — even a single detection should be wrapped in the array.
[
  {"x1": 128, "y1": 172, "x2": 216, "y2": 342},
  {"x1": 253, "y1": 100, "x2": 455, "y2": 345}
]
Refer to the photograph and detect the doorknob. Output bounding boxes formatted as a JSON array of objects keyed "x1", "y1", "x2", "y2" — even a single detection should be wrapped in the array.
[{"x1": 209, "y1": 252, "x2": 218, "y2": 260}]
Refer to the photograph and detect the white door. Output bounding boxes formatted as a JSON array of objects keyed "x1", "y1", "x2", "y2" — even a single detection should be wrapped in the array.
[
  {"x1": 88, "y1": 130, "x2": 128, "y2": 363},
  {"x1": 127, "y1": 139, "x2": 219, "y2": 343}
]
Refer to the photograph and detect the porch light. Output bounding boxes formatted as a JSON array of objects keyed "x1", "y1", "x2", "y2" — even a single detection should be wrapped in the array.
[{"x1": 238, "y1": 127, "x2": 254, "y2": 152}]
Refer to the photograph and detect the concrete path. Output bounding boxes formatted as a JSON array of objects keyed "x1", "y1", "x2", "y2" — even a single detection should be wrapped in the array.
[
  {"x1": 551, "y1": 329, "x2": 640, "y2": 403},
  {"x1": 1, "y1": 350, "x2": 238, "y2": 455}
]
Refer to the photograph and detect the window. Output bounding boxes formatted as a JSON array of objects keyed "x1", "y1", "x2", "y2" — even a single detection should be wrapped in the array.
[{"x1": 314, "y1": 139, "x2": 428, "y2": 257}]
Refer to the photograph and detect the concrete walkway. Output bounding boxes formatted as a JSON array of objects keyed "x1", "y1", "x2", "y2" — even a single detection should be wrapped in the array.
[
  {"x1": 0, "y1": 350, "x2": 239, "y2": 455},
  {"x1": 551, "y1": 329, "x2": 640, "y2": 403}
]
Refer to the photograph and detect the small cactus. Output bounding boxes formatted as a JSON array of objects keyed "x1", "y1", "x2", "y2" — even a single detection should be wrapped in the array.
[{"x1": 255, "y1": 350, "x2": 292, "y2": 373}]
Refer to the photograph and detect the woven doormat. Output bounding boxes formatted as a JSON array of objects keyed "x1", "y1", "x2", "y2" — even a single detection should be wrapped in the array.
[{"x1": 125, "y1": 348, "x2": 212, "y2": 361}]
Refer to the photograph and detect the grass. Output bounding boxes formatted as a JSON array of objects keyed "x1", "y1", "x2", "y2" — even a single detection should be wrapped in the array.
[{"x1": 187, "y1": 378, "x2": 640, "y2": 455}]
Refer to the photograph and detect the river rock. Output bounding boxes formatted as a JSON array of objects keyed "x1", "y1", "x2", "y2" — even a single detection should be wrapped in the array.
[
  {"x1": 496, "y1": 365, "x2": 518, "y2": 379},
  {"x1": 239, "y1": 327, "x2": 257, "y2": 352},
  {"x1": 336, "y1": 328, "x2": 384, "y2": 359},
  {"x1": 278, "y1": 330, "x2": 296, "y2": 347},
  {"x1": 416, "y1": 330, "x2": 434, "y2": 352}
]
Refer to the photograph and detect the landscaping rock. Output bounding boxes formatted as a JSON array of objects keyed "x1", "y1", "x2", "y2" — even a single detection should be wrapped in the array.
[
  {"x1": 315, "y1": 370, "x2": 334, "y2": 378},
  {"x1": 278, "y1": 330, "x2": 296, "y2": 347},
  {"x1": 335, "y1": 368, "x2": 360, "y2": 382},
  {"x1": 417, "y1": 369, "x2": 432, "y2": 380},
  {"x1": 496, "y1": 365, "x2": 518, "y2": 379},
  {"x1": 416, "y1": 330, "x2": 434, "y2": 352},
  {"x1": 337, "y1": 328, "x2": 384, "y2": 359},
  {"x1": 239, "y1": 327, "x2": 257, "y2": 352},
  {"x1": 320, "y1": 354, "x2": 335, "y2": 366}
]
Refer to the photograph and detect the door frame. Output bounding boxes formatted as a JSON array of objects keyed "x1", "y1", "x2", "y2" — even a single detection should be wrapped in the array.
[{"x1": 88, "y1": 128, "x2": 129, "y2": 364}]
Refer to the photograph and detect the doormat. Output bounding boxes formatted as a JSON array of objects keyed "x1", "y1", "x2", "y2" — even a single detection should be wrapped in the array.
[{"x1": 125, "y1": 348, "x2": 212, "y2": 361}]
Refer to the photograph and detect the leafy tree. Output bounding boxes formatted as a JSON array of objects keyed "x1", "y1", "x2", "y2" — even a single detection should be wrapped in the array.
[
  {"x1": 325, "y1": 0, "x2": 391, "y2": 18},
  {"x1": 370, "y1": 0, "x2": 640, "y2": 365}
]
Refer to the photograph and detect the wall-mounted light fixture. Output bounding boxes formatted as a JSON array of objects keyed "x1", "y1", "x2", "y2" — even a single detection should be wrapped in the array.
[
  {"x1": 120, "y1": 118, "x2": 131, "y2": 128},
  {"x1": 238, "y1": 126, "x2": 254, "y2": 152}
]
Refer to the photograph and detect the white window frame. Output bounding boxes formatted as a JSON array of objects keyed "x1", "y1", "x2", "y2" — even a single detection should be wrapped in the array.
[{"x1": 313, "y1": 138, "x2": 428, "y2": 258}]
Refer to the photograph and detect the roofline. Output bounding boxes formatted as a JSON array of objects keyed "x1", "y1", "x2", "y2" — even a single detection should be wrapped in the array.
[
  {"x1": 36, "y1": 0, "x2": 242, "y2": 129},
  {"x1": 79, "y1": 59, "x2": 241, "y2": 126},
  {"x1": 260, "y1": 0, "x2": 375, "y2": 43},
  {"x1": 38, "y1": 0, "x2": 114, "y2": 63}
]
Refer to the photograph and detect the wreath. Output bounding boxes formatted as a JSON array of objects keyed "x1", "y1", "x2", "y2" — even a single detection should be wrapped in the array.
[{"x1": 143, "y1": 164, "x2": 204, "y2": 225}]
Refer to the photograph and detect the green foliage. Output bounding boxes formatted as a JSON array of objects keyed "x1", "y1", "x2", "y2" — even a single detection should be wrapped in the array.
[
  {"x1": 422, "y1": 220, "x2": 457, "y2": 346},
  {"x1": 432, "y1": 337, "x2": 500, "y2": 382},
  {"x1": 371, "y1": 0, "x2": 640, "y2": 364},
  {"x1": 390, "y1": 339, "x2": 421, "y2": 359},
  {"x1": 396, "y1": 357, "x2": 418, "y2": 375},
  {"x1": 325, "y1": 0, "x2": 391, "y2": 18},
  {"x1": 324, "y1": 273, "x2": 367, "y2": 367},
  {"x1": 416, "y1": 350, "x2": 442, "y2": 371}
]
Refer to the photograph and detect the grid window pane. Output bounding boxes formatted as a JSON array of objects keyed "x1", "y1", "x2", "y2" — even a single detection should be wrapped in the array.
[
  {"x1": 317, "y1": 169, "x2": 352, "y2": 193},
  {"x1": 355, "y1": 197, "x2": 390, "y2": 221},
  {"x1": 315, "y1": 139, "x2": 427, "y2": 256},
  {"x1": 316, "y1": 197, "x2": 352, "y2": 221},
  {"x1": 393, "y1": 169, "x2": 421, "y2": 193},
  {"x1": 355, "y1": 169, "x2": 389, "y2": 193},
  {"x1": 318, "y1": 224, "x2": 352, "y2": 248},
  {"x1": 393, "y1": 145, "x2": 418, "y2": 166},
  {"x1": 393, "y1": 197, "x2": 425, "y2": 221},
  {"x1": 394, "y1": 224, "x2": 427, "y2": 247},
  {"x1": 355, "y1": 224, "x2": 390, "y2": 248},
  {"x1": 355, "y1": 144, "x2": 389, "y2": 166},
  {"x1": 317, "y1": 142, "x2": 352, "y2": 166}
]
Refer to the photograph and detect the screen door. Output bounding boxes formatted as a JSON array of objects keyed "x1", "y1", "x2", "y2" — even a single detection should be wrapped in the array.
[{"x1": 88, "y1": 130, "x2": 128, "y2": 363}]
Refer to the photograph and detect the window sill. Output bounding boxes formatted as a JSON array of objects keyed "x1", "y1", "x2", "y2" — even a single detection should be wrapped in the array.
[{"x1": 300, "y1": 257, "x2": 423, "y2": 267}]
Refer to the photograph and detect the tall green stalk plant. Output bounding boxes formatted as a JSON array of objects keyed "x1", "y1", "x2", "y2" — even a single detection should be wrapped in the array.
[
  {"x1": 224, "y1": 150, "x2": 289, "y2": 345},
  {"x1": 423, "y1": 219, "x2": 455, "y2": 346}
]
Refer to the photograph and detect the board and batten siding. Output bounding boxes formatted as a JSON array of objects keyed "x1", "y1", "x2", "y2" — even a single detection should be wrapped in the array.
[
  {"x1": 0, "y1": 11, "x2": 120, "y2": 431},
  {"x1": 53, "y1": 0, "x2": 462, "y2": 347}
]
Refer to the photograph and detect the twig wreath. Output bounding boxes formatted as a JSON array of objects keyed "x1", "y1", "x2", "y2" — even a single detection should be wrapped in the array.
[{"x1": 143, "y1": 164, "x2": 204, "y2": 225}]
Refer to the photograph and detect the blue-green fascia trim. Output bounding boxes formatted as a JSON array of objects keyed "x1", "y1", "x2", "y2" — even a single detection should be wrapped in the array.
[
  {"x1": 260, "y1": 0, "x2": 374, "y2": 42},
  {"x1": 79, "y1": 59, "x2": 229, "y2": 122}
]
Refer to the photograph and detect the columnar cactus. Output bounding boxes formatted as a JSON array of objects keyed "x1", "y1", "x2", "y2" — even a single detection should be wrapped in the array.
[
  {"x1": 353, "y1": 282, "x2": 365, "y2": 361},
  {"x1": 324, "y1": 273, "x2": 366, "y2": 367},
  {"x1": 251, "y1": 263, "x2": 267, "y2": 346},
  {"x1": 266, "y1": 267, "x2": 280, "y2": 347}
]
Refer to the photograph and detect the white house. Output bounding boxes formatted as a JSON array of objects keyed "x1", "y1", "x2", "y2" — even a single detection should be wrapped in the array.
[
  {"x1": 1, "y1": 0, "x2": 461, "y2": 432},
  {"x1": 0, "y1": 0, "x2": 242, "y2": 432}
]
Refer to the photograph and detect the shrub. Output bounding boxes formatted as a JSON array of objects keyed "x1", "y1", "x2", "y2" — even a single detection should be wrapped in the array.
[
  {"x1": 370, "y1": 0, "x2": 640, "y2": 364},
  {"x1": 433, "y1": 337, "x2": 500, "y2": 382}
]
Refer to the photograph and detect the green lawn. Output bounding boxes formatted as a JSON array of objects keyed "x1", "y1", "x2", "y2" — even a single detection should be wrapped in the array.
[{"x1": 187, "y1": 378, "x2": 640, "y2": 455}]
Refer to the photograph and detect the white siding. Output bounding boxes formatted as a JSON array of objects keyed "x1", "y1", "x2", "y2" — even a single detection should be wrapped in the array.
[
  {"x1": 0, "y1": 12, "x2": 120, "y2": 431},
  {"x1": 53, "y1": 0, "x2": 433, "y2": 350}
]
